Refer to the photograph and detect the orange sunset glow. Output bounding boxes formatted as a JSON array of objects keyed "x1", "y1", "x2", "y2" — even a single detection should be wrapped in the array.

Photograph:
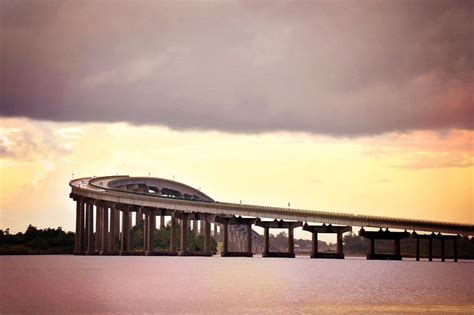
[{"x1": 0, "y1": 1, "x2": 473, "y2": 234}]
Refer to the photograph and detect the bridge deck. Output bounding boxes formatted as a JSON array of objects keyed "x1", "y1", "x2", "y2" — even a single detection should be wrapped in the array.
[{"x1": 70, "y1": 176, "x2": 474, "y2": 236}]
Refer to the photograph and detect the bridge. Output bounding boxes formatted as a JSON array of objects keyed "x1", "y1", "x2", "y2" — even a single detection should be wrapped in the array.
[{"x1": 69, "y1": 175, "x2": 474, "y2": 261}]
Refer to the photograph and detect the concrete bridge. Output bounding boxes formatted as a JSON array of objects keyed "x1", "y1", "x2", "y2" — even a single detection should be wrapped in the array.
[{"x1": 69, "y1": 175, "x2": 474, "y2": 261}]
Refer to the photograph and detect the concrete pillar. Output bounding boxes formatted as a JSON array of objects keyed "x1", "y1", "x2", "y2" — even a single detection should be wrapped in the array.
[
  {"x1": 144, "y1": 212, "x2": 149, "y2": 251},
  {"x1": 170, "y1": 216, "x2": 177, "y2": 251},
  {"x1": 147, "y1": 210, "x2": 155, "y2": 253},
  {"x1": 101, "y1": 207, "x2": 109, "y2": 253},
  {"x1": 114, "y1": 209, "x2": 120, "y2": 247},
  {"x1": 135, "y1": 212, "x2": 143, "y2": 227},
  {"x1": 428, "y1": 238, "x2": 433, "y2": 261},
  {"x1": 180, "y1": 213, "x2": 189, "y2": 252},
  {"x1": 75, "y1": 200, "x2": 84, "y2": 254},
  {"x1": 369, "y1": 238, "x2": 375, "y2": 256},
  {"x1": 213, "y1": 223, "x2": 217, "y2": 238},
  {"x1": 288, "y1": 227, "x2": 294, "y2": 254},
  {"x1": 109, "y1": 206, "x2": 117, "y2": 252},
  {"x1": 191, "y1": 220, "x2": 196, "y2": 233},
  {"x1": 247, "y1": 223, "x2": 252, "y2": 253},
  {"x1": 204, "y1": 221, "x2": 211, "y2": 253},
  {"x1": 441, "y1": 238, "x2": 445, "y2": 262},
  {"x1": 121, "y1": 211, "x2": 130, "y2": 253},
  {"x1": 312, "y1": 232, "x2": 318, "y2": 257},
  {"x1": 86, "y1": 203, "x2": 94, "y2": 254},
  {"x1": 263, "y1": 227, "x2": 270, "y2": 254},
  {"x1": 394, "y1": 238, "x2": 401, "y2": 256},
  {"x1": 81, "y1": 205, "x2": 87, "y2": 252},
  {"x1": 199, "y1": 220, "x2": 204, "y2": 236},
  {"x1": 223, "y1": 221, "x2": 229, "y2": 253},
  {"x1": 160, "y1": 214, "x2": 165, "y2": 230},
  {"x1": 416, "y1": 238, "x2": 420, "y2": 261},
  {"x1": 337, "y1": 232, "x2": 343, "y2": 255},
  {"x1": 453, "y1": 239, "x2": 458, "y2": 262},
  {"x1": 95, "y1": 207, "x2": 102, "y2": 250}
]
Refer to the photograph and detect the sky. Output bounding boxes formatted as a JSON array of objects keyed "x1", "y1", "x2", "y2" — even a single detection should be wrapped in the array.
[{"x1": 0, "y1": 0, "x2": 472, "y2": 237}]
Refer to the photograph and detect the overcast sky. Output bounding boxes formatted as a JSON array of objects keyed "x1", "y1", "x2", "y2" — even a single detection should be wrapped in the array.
[
  {"x1": 1, "y1": 0, "x2": 472, "y2": 136},
  {"x1": 0, "y1": 1, "x2": 472, "y2": 233}
]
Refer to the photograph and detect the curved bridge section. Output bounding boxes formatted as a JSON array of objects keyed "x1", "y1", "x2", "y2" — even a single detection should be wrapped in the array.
[{"x1": 69, "y1": 175, "x2": 474, "y2": 261}]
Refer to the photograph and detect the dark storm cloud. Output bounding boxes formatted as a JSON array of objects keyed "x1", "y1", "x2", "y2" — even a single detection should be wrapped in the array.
[{"x1": 0, "y1": 0, "x2": 472, "y2": 136}]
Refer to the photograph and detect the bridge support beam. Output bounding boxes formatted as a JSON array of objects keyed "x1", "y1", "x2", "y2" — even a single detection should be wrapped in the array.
[
  {"x1": 114, "y1": 209, "x2": 120, "y2": 250},
  {"x1": 303, "y1": 224, "x2": 351, "y2": 259},
  {"x1": 109, "y1": 205, "x2": 118, "y2": 253},
  {"x1": 359, "y1": 228, "x2": 409, "y2": 260},
  {"x1": 247, "y1": 223, "x2": 253, "y2": 253},
  {"x1": 429, "y1": 238, "x2": 433, "y2": 261},
  {"x1": 413, "y1": 232, "x2": 460, "y2": 262},
  {"x1": 256, "y1": 219, "x2": 302, "y2": 258},
  {"x1": 441, "y1": 238, "x2": 445, "y2": 262},
  {"x1": 216, "y1": 216, "x2": 255, "y2": 257},
  {"x1": 86, "y1": 202, "x2": 95, "y2": 255},
  {"x1": 416, "y1": 238, "x2": 420, "y2": 261},
  {"x1": 135, "y1": 211, "x2": 143, "y2": 227},
  {"x1": 179, "y1": 213, "x2": 189, "y2": 255},
  {"x1": 173, "y1": 212, "x2": 212, "y2": 256},
  {"x1": 145, "y1": 209, "x2": 155, "y2": 255},
  {"x1": 73, "y1": 197, "x2": 84, "y2": 255},
  {"x1": 120, "y1": 210, "x2": 131, "y2": 255},
  {"x1": 170, "y1": 215, "x2": 177, "y2": 252},
  {"x1": 95, "y1": 206, "x2": 102, "y2": 252},
  {"x1": 100, "y1": 205, "x2": 109, "y2": 254},
  {"x1": 144, "y1": 212, "x2": 149, "y2": 252},
  {"x1": 160, "y1": 212, "x2": 165, "y2": 230},
  {"x1": 453, "y1": 239, "x2": 458, "y2": 262},
  {"x1": 141, "y1": 208, "x2": 177, "y2": 256},
  {"x1": 204, "y1": 221, "x2": 211, "y2": 252}
]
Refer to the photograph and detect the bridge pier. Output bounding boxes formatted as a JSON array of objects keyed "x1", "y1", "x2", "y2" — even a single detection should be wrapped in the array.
[
  {"x1": 86, "y1": 202, "x2": 95, "y2": 255},
  {"x1": 204, "y1": 221, "x2": 211, "y2": 252},
  {"x1": 144, "y1": 211, "x2": 149, "y2": 251},
  {"x1": 412, "y1": 232, "x2": 461, "y2": 262},
  {"x1": 72, "y1": 196, "x2": 85, "y2": 255},
  {"x1": 256, "y1": 219, "x2": 302, "y2": 258},
  {"x1": 174, "y1": 212, "x2": 212, "y2": 256},
  {"x1": 145, "y1": 209, "x2": 156, "y2": 255},
  {"x1": 119, "y1": 209, "x2": 132, "y2": 255},
  {"x1": 143, "y1": 208, "x2": 177, "y2": 256},
  {"x1": 216, "y1": 216, "x2": 255, "y2": 257},
  {"x1": 135, "y1": 211, "x2": 144, "y2": 228},
  {"x1": 180, "y1": 213, "x2": 188, "y2": 254},
  {"x1": 109, "y1": 204, "x2": 118, "y2": 253},
  {"x1": 170, "y1": 215, "x2": 177, "y2": 251},
  {"x1": 429, "y1": 238, "x2": 433, "y2": 261},
  {"x1": 359, "y1": 228, "x2": 410, "y2": 260},
  {"x1": 303, "y1": 223, "x2": 351, "y2": 258},
  {"x1": 100, "y1": 204, "x2": 109, "y2": 254},
  {"x1": 159, "y1": 209, "x2": 165, "y2": 230}
]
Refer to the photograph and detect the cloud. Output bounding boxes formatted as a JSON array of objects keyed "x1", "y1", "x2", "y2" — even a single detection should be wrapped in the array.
[
  {"x1": 0, "y1": 121, "x2": 74, "y2": 160},
  {"x1": 0, "y1": 0, "x2": 472, "y2": 136},
  {"x1": 395, "y1": 152, "x2": 473, "y2": 169},
  {"x1": 362, "y1": 129, "x2": 473, "y2": 169}
]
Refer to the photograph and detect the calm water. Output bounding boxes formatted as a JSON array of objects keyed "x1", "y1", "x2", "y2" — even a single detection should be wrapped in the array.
[{"x1": 1, "y1": 256, "x2": 473, "y2": 314}]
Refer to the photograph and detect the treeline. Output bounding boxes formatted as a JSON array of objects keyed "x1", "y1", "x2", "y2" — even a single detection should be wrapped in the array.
[
  {"x1": 0, "y1": 223, "x2": 217, "y2": 255},
  {"x1": 0, "y1": 225, "x2": 75, "y2": 254},
  {"x1": 1, "y1": 226, "x2": 473, "y2": 258},
  {"x1": 129, "y1": 221, "x2": 218, "y2": 253}
]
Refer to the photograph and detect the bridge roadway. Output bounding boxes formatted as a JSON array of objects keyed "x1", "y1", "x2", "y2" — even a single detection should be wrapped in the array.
[{"x1": 71, "y1": 175, "x2": 474, "y2": 236}]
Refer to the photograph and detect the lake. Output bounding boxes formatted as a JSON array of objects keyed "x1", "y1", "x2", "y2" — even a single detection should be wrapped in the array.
[{"x1": 1, "y1": 256, "x2": 473, "y2": 314}]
